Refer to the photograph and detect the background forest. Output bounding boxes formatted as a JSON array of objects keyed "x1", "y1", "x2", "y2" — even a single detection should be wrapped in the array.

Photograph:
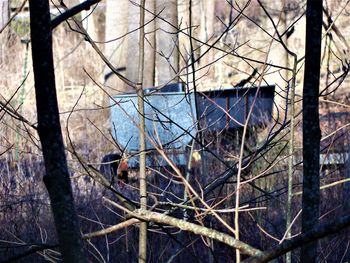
[{"x1": 0, "y1": 0, "x2": 349, "y2": 262}]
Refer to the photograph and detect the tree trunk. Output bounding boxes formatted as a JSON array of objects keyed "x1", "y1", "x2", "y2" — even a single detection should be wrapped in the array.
[
  {"x1": 137, "y1": 1, "x2": 148, "y2": 262},
  {"x1": 0, "y1": 0, "x2": 8, "y2": 29},
  {"x1": 80, "y1": 0, "x2": 97, "y2": 41},
  {"x1": 126, "y1": 0, "x2": 155, "y2": 89},
  {"x1": 104, "y1": 0, "x2": 129, "y2": 92},
  {"x1": 29, "y1": 1, "x2": 86, "y2": 262},
  {"x1": 143, "y1": 0, "x2": 155, "y2": 88},
  {"x1": 301, "y1": 0, "x2": 323, "y2": 262},
  {"x1": 343, "y1": 134, "x2": 350, "y2": 214},
  {"x1": 155, "y1": 0, "x2": 179, "y2": 85},
  {"x1": 0, "y1": 0, "x2": 9, "y2": 64},
  {"x1": 199, "y1": 0, "x2": 215, "y2": 81},
  {"x1": 126, "y1": 0, "x2": 141, "y2": 86},
  {"x1": 102, "y1": 0, "x2": 129, "y2": 124}
]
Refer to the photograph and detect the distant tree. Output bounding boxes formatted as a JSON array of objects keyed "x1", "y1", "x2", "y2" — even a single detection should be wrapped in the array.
[
  {"x1": 104, "y1": 0, "x2": 129, "y2": 92},
  {"x1": 155, "y1": 0, "x2": 179, "y2": 85},
  {"x1": 29, "y1": 0, "x2": 86, "y2": 262},
  {"x1": 79, "y1": 0, "x2": 98, "y2": 41},
  {"x1": 199, "y1": 0, "x2": 215, "y2": 80},
  {"x1": 126, "y1": 0, "x2": 155, "y2": 88},
  {"x1": 143, "y1": 0, "x2": 156, "y2": 87},
  {"x1": 0, "y1": 0, "x2": 8, "y2": 30},
  {"x1": 0, "y1": 0, "x2": 9, "y2": 63}
]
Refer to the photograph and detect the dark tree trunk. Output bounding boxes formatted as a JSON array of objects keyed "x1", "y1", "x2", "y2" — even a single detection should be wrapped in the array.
[
  {"x1": 344, "y1": 136, "x2": 350, "y2": 214},
  {"x1": 29, "y1": 1, "x2": 86, "y2": 262},
  {"x1": 301, "y1": 0, "x2": 323, "y2": 262}
]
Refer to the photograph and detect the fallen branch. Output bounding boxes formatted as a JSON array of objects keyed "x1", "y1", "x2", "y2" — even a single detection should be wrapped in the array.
[{"x1": 104, "y1": 197, "x2": 261, "y2": 256}]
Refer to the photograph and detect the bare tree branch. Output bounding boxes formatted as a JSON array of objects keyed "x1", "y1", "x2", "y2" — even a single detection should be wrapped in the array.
[
  {"x1": 83, "y1": 219, "x2": 140, "y2": 239},
  {"x1": 243, "y1": 214, "x2": 350, "y2": 263},
  {"x1": 51, "y1": 0, "x2": 101, "y2": 29},
  {"x1": 0, "y1": 244, "x2": 58, "y2": 263}
]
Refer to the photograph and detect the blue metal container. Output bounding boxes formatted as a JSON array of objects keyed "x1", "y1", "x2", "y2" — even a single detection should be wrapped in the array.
[
  {"x1": 109, "y1": 85, "x2": 275, "y2": 167},
  {"x1": 198, "y1": 85, "x2": 275, "y2": 130},
  {"x1": 110, "y1": 91, "x2": 197, "y2": 152}
]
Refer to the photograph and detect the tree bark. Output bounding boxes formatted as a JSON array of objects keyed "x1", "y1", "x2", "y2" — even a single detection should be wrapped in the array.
[
  {"x1": 301, "y1": 0, "x2": 323, "y2": 262},
  {"x1": 29, "y1": 1, "x2": 86, "y2": 262}
]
